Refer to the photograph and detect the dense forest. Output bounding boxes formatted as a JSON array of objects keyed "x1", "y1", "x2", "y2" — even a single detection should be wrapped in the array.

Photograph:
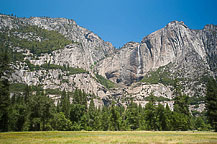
[{"x1": 0, "y1": 83, "x2": 215, "y2": 132}]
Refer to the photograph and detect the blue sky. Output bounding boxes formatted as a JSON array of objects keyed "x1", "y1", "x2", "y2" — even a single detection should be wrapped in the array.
[{"x1": 1, "y1": 0, "x2": 217, "y2": 48}]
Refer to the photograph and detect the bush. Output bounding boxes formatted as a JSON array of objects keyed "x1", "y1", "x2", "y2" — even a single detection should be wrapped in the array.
[
  {"x1": 9, "y1": 83, "x2": 27, "y2": 92},
  {"x1": 51, "y1": 112, "x2": 72, "y2": 131},
  {"x1": 45, "y1": 88, "x2": 62, "y2": 95},
  {"x1": 68, "y1": 67, "x2": 88, "y2": 75},
  {"x1": 144, "y1": 96, "x2": 170, "y2": 102},
  {"x1": 95, "y1": 74, "x2": 116, "y2": 89}
]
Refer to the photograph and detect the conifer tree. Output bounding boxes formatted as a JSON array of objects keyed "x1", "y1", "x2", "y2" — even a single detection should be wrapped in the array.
[
  {"x1": 163, "y1": 104, "x2": 173, "y2": 130},
  {"x1": 109, "y1": 102, "x2": 120, "y2": 131},
  {"x1": 0, "y1": 49, "x2": 11, "y2": 132},
  {"x1": 60, "y1": 90, "x2": 70, "y2": 118},
  {"x1": 87, "y1": 98, "x2": 96, "y2": 130},
  {"x1": 100, "y1": 106, "x2": 109, "y2": 130},
  {"x1": 70, "y1": 89, "x2": 87, "y2": 130},
  {"x1": 138, "y1": 104, "x2": 146, "y2": 130},
  {"x1": 172, "y1": 79, "x2": 192, "y2": 130},
  {"x1": 8, "y1": 94, "x2": 29, "y2": 131},
  {"x1": 205, "y1": 78, "x2": 217, "y2": 131},
  {"x1": 144, "y1": 92, "x2": 158, "y2": 130},
  {"x1": 126, "y1": 100, "x2": 139, "y2": 130},
  {"x1": 24, "y1": 85, "x2": 31, "y2": 103},
  {"x1": 156, "y1": 103, "x2": 165, "y2": 131}
]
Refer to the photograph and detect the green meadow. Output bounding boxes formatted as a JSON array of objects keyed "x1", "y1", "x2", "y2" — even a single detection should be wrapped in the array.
[{"x1": 0, "y1": 131, "x2": 217, "y2": 144}]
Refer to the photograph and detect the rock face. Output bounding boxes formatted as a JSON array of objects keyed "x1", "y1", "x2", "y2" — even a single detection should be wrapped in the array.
[
  {"x1": 97, "y1": 21, "x2": 215, "y2": 86},
  {"x1": 24, "y1": 17, "x2": 115, "y2": 71},
  {"x1": 97, "y1": 42, "x2": 141, "y2": 85},
  {"x1": 0, "y1": 15, "x2": 115, "y2": 71},
  {"x1": 0, "y1": 15, "x2": 216, "y2": 111},
  {"x1": 193, "y1": 24, "x2": 217, "y2": 76}
]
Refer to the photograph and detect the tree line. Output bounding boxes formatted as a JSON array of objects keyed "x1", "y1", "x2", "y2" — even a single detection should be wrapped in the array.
[{"x1": 0, "y1": 85, "x2": 214, "y2": 132}]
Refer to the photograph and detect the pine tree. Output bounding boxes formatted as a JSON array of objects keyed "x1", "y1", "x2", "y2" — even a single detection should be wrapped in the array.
[
  {"x1": 156, "y1": 103, "x2": 165, "y2": 131},
  {"x1": 87, "y1": 98, "x2": 96, "y2": 130},
  {"x1": 93, "y1": 108, "x2": 101, "y2": 130},
  {"x1": 70, "y1": 104, "x2": 84, "y2": 130},
  {"x1": 24, "y1": 85, "x2": 31, "y2": 103},
  {"x1": 60, "y1": 90, "x2": 70, "y2": 118},
  {"x1": 41, "y1": 93, "x2": 55, "y2": 131},
  {"x1": 0, "y1": 49, "x2": 11, "y2": 132},
  {"x1": 73, "y1": 88, "x2": 79, "y2": 104},
  {"x1": 163, "y1": 104, "x2": 173, "y2": 130},
  {"x1": 172, "y1": 79, "x2": 192, "y2": 131},
  {"x1": 173, "y1": 94, "x2": 190, "y2": 116},
  {"x1": 100, "y1": 106, "x2": 109, "y2": 131},
  {"x1": 144, "y1": 93, "x2": 158, "y2": 130},
  {"x1": 28, "y1": 90, "x2": 55, "y2": 131},
  {"x1": 138, "y1": 104, "x2": 146, "y2": 130},
  {"x1": 70, "y1": 89, "x2": 88, "y2": 130},
  {"x1": 109, "y1": 102, "x2": 120, "y2": 131},
  {"x1": 126, "y1": 100, "x2": 139, "y2": 130},
  {"x1": 205, "y1": 78, "x2": 217, "y2": 131},
  {"x1": 8, "y1": 95, "x2": 28, "y2": 131},
  {"x1": 81, "y1": 90, "x2": 87, "y2": 109}
]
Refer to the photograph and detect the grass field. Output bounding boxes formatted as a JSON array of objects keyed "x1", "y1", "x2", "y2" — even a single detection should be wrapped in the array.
[{"x1": 0, "y1": 131, "x2": 217, "y2": 144}]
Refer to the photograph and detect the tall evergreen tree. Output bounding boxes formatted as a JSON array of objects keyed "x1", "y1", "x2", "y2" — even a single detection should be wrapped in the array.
[
  {"x1": 144, "y1": 93, "x2": 158, "y2": 130},
  {"x1": 109, "y1": 102, "x2": 120, "y2": 131},
  {"x1": 8, "y1": 95, "x2": 28, "y2": 131},
  {"x1": 172, "y1": 93, "x2": 191, "y2": 131},
  {"x1": 156, "y1": 103, "x2": 165, "y2": 131},
  {"x1": 172, "y1": 79, "x2": 192, "y2": 131},
  {"x1": 60, "y1": 90, "x2": 70, "y2": 118},
  {"x1": 125, "y1": 100, "x2": 139, "y2": 130},
  {"x1": 138, "y1": 104, "x2": 146, "y2": 130},
  {"x1": 205, "y1": 78, "x2": 217, "y2": 131},
  {"x1": 0, "y1": 49, "x2": 11, "y2": 132},
  {"x1": 24, "y1": 85, "x2": 31, "y2": 103},
  {"x1": 163, "y1": 104, "x2": 173, "y2": 131},
  {"x1": 70, "y1": 89, "x2": 88, "y2": 130},
  {"x1": 87, "y1": 98, "x2": 96, "y2": 130},
  {"x1": 28, "y1": 91, "x2": 55, "y2": 131},
  {"x1": 100, "y1": 106, "x2": 109, "y2": 131}
]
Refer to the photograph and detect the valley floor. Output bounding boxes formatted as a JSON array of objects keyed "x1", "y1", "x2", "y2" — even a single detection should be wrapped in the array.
[{"x1": 0, "y1": 131, "x2": 217, "y2": 144}]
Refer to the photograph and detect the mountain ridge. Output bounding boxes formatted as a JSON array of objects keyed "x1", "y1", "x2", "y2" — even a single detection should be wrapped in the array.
[{"x1": 0, "y1": 14, "x2": 216, "y2": 112}]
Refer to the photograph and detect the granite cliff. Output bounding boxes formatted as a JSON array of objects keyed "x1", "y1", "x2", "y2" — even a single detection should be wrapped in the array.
[{"x1": 0, "y1": 15, "x2": 216, "y2": 111}]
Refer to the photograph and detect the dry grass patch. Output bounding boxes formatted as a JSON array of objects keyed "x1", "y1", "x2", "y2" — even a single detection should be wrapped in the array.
[{"x1": 0, "y1": 131, "x2": 217, "y2": 144}]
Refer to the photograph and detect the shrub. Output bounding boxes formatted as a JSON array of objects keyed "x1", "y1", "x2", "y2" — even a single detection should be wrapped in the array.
[{"x1": 95, "y1": 74, "x2": 115, "y2": 89}]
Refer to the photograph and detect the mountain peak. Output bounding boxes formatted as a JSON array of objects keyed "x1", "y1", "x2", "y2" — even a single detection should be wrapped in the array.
[{"x1": 166, "y1": 20, "x2": 188, "y2": 28}]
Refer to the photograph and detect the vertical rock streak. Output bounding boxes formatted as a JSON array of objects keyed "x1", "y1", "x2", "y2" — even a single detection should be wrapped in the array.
[{"x1": 137, "y1": 45, "x2": 142, "y2": 75}]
